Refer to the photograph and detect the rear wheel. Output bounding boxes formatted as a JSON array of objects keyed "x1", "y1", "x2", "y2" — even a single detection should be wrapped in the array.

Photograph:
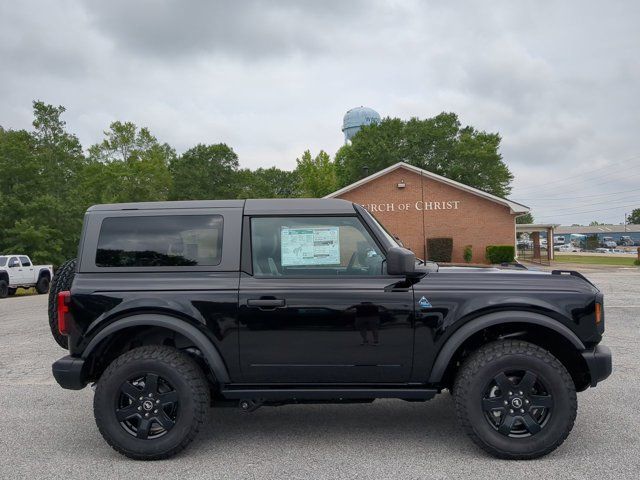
[
  {"x1": 36, "y1": 275, "x2": 50, "y2": 294},
  {"x1": 453, "y1": 340, "x2": 577, "y2": 459},
  {"x1": 94, "y1": 346, "x2": 210, "y2": 460},
  {"x1": 48, "y1": 258, "x2": 76, "y2": 349},
  {"x1": 8, "y1": 287, "x2": 17, "y2": 296}
]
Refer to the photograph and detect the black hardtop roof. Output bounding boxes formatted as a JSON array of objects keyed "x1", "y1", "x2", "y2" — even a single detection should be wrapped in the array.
[
  {"x1": 244, "y1": 198, "x2": 355, "y2": 215},
  {"x1": 87, "y1": 198, "x2": 356, "y2": 215}
]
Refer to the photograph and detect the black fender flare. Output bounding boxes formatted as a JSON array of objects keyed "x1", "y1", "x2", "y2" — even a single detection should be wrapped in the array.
[
  {"x1": 38, "y1": 268, "x2": 51, "y2": 279},
  {"x1": 82, "y1": 314, "x2": 230, "y2": 383},
  {"x1": 428, "y1": 311, "x2": 585, "y2": 384}
]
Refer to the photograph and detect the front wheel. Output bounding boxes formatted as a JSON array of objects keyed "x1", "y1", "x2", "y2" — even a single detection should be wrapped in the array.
[
  {"x1": 94, "y1": 346, "x2": 210, "y2": 460},
  {"x1": 453, "y1": 340, "x2": 577, "y2": 459}
]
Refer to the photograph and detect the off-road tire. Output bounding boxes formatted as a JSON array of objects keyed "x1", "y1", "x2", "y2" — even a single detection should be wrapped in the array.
[
  {"x1": 47, "y1": 258, "x2": 76, "y2": 349},
  {"x1": 453, "y1": 340, "x2": 577, "y2": 460},
  {"x1": 0, "y1": 280, "x2": 8, "y2": 299},
  {"x1": 8, "y1": 287, "x2": 17, "y2": 296},
  {"x1": 94, "y1": 345, "x2": 210, "y2": 460},
  {"x1": 36, "y1": 275, "x2": 50, "y2": 294}
]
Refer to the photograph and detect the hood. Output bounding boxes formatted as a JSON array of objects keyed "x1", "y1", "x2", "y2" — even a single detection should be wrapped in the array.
[{"x1": 415, "y1": 265, "x2": 599, "y2": 294}]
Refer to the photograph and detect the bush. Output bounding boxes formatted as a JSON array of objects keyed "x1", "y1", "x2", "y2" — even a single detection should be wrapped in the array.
[
  {"x1": 486, "y1": 245, "x2": 515, "y2": 264},
  {"x1": 634, "y1": 259, "x2": 640, "y2": 266},
  {"x1": 427, "y1": 237, "x2": 453, "y2": 262},
  {"x1": 463, "y1": 245, "x2": 473, "y2": 263}
]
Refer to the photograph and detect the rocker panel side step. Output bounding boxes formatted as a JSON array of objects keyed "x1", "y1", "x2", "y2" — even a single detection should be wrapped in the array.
[{"x1": 220, "y1": 388, "x2": 438, "y2": 401}]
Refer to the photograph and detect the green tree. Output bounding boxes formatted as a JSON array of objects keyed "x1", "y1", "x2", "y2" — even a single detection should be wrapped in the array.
[
  {"x1": 335, "y1": 113, "x2": 513, "y2": 197},
  {"x1": 627, "y1": 208, "x2": 640, "y2": 225},
  {"x1": 295, "y1": 150, "x2": 338, "y2": 197},
  {"x1": 169, "y1": 144, "x2": 239, "y2": 200},
  {"x1": 0, "y1": 101, "x2": 87, "y2": 264},
  {"x1": 235, "y1": 167, "x2": 300, "y2": 198},
  {"x1": 516, "y1": 212, "x2": 534, "y2": 224},
  {"x1": 589, "y1": 220, "x2": 605, "y2": 226},
  {"x1": 88, "y1": 121, "x2": 174, "y2": 203}
]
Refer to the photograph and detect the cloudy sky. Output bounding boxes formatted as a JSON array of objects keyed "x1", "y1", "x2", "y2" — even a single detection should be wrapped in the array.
[{"x1": 1, "y1": 0, "x2": 638, "y2": 224}]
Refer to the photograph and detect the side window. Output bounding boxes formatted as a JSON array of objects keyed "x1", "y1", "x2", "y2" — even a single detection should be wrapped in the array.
[
  {"x1": 96, "y1": 215, "x2": 223, "y2": 267},
  {"x1": 251, "y1": 216, "x2": 385, "y2": 277},
  {"x1": 8, "y1": 257, "x2": 20, "y2": 268},
  {"x1": 19, "y1": 256, "x2": 31, "y2": 267}
]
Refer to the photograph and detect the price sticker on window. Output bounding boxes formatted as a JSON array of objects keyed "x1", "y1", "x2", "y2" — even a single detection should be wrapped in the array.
[{"x1": 281, "y1": 227, "x2": 340, "y2": 266}]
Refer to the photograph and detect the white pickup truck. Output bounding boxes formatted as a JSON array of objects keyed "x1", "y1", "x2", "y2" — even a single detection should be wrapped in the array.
[{"x1": 0, "y1": 255, "x2": 53, "y2": 298}]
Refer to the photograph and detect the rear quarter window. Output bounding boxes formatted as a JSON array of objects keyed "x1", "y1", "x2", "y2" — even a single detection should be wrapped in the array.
[{"x1": 96, "y1": 215, "x2": 223, "y2": 267}]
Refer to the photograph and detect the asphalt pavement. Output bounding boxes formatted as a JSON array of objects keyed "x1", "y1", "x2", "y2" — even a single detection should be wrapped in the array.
[{"x1": 0, "y1": 269, "x2": 638, "y2": 479}]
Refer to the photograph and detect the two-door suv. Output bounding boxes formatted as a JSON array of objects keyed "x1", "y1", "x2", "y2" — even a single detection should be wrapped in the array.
[{"x1": 52, "y1": 199, "x2": 611, "y2": 460}]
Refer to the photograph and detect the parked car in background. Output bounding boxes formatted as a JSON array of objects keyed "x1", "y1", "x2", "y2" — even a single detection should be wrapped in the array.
[
  {"x1": 601, "y1": 237, "x2": 617, "y2": 248},
  {"x1": 517, "y1": 240, "x2": 533, "y2": 249},
  {"x1": 594, "y1": 248, "x2": 611, "y2": 254},
  {"x1": 619, "y1": 236, "x2": 635, "y2": 246},
  {"x1": 553, "y1": 236, "x2": 566, "y2": 245},
  {"x1": 555, "y1": 244, "x2": 581, "y2": 252},
  {"x1": 0, "y1": 255, "x2": 53, "y2": 298}
]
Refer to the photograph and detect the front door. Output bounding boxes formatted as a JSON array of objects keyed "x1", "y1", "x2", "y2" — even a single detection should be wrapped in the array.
[
  {"x1": 7, "y1": 257, "x2": 23, "y2": 284},
  {"x1": 18, "y1": 256, "x2": 34, "y2": 284},
  {"x1": 238, "y1": 215, "x2": 415, "y2": 383}
]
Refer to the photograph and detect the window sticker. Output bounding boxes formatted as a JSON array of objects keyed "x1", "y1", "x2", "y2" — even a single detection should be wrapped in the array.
[{"x1": 281, "y1": 226, "x2": 340, "y2": 266}]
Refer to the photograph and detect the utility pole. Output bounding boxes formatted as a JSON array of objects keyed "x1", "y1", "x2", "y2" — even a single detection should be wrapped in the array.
[{"x1": 624, "y1": 212, "x2": 628, "y2": 232}]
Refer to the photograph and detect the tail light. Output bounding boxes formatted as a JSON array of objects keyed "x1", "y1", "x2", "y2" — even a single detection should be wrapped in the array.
[
  {"x1": 595, "y1": 302, "x2": 602, "y2": 325},
  {"x1": 57, "y1": 291, "x2": 71, "y2": 335}
]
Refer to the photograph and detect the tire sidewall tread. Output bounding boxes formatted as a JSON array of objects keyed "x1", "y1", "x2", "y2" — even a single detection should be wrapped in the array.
[{"x1": 47, "y1": 258, "x2": 76, "y2": 349}]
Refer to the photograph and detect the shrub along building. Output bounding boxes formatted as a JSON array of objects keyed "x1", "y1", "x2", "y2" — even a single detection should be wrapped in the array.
[{"x1": 325, "y1": 162, "x2": 530, "y2": 263}]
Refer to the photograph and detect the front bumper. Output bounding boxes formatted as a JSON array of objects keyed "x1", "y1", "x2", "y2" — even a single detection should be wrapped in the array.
[
  {"x1": 52, "y1": 355, "x2": 87, "y2": 390},
  {"x1": 581, "y1": 344, "x2": 612, "y2": 387}
]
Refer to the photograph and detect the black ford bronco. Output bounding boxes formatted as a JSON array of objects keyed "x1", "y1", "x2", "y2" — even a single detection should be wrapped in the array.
[{"x1": 52, "y1": 199, "x2": 611, "y2": 460}]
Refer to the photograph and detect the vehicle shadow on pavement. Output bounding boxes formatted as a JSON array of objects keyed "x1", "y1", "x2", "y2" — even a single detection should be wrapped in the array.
[{"x1": 195, "y1": 394, "x2": 472, "y2": 454}]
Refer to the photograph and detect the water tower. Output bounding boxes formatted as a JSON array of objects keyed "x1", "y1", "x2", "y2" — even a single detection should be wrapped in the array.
[{"x1": 342, "y1": 106, "x2": 381, "y2": 143}]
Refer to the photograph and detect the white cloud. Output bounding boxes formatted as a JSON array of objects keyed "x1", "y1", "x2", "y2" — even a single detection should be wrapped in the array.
[{"x1": 0, "y1": 0, "x2": 639, "y2": 224}]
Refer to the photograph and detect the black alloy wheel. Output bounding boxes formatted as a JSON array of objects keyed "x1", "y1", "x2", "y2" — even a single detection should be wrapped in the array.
[
  {"x1": 481, "y1": 370, "x2": 553, "y2": 437},
  {"x1": 453, "y1": 340, "x2": 577, "y2": 459},
  {"x1": 116, "y1": 373, "x2": 179, "y2": 439},
  {"x1": 94, "y1": 345, "x2": 209, "y2": 460}
]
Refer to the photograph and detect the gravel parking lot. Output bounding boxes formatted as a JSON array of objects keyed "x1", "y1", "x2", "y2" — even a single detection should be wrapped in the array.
[{"x1": 1, "y1": 269, "x2": 638, "y2": 479}]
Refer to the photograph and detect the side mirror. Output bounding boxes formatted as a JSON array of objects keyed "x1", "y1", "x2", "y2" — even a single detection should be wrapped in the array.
[{"x1": 386, "y1": 247, "x2": 416, "y2": 276}]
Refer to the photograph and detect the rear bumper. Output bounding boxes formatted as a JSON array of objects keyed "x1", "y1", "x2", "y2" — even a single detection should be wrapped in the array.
[
  {"x1": 52, "y1": 355, "x2": 87, "y2": 390},
  {"x1": 581, "y1": 344, "x2": 612, "y2": 387}
]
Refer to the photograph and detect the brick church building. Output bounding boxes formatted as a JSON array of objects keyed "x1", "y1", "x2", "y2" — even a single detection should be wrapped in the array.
[{"x1": 325, "y1": 162, "x2": 529, "y2": 263}]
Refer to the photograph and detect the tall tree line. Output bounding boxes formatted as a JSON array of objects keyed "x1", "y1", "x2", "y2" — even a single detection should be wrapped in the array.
[{"x1": 0, "y1": 102, "x2": 513, "y2": 265}]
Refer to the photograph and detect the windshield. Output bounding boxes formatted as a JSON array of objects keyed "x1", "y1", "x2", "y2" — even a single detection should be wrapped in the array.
[
  {"x1": 360, "y1": 209, "x2": 401, "y2": 248},
  {"x1": 0, "y1": 256, "x2": 6, "y2": 267}
]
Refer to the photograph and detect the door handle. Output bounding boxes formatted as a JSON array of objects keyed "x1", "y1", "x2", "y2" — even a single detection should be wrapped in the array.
[{"x1": 247, "y1": 298, "x2": 286, "y2": 309}]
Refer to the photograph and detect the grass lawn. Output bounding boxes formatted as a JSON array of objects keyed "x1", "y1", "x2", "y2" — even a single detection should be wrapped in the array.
[{"x1": 554, "y1": 254, "x2": 639, "y2": 266}]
